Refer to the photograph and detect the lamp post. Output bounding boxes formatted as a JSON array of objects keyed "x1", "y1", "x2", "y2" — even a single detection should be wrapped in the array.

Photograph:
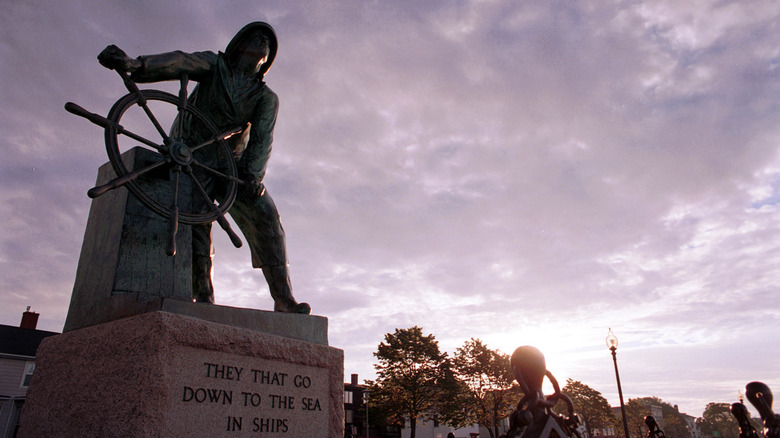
[
  {"x1": 607, "y1": 328, "x2": 631, "y2": 438},
  {"x1": 363, "y1": 389, "x2": 370, "y2": 438}
]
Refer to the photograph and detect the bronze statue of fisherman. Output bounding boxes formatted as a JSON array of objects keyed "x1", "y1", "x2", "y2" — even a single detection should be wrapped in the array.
[{"x1": 98, "y1": 22, "x2": 310, "y2": 314}]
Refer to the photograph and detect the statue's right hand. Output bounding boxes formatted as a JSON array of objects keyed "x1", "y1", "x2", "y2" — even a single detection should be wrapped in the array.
[{"x1": 97, "y1": 45, "x2": 140, "y2": 72}]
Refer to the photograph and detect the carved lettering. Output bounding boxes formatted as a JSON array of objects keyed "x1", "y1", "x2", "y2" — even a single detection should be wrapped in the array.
[
  {"x1": 182, "y1": 386, "x2": 233, "y2": 405},
  {"x1": 252, "y1": 417, "x2": 289, "y2": 433},
  {"x1": 269, "y1": 394, "x2": 295, "y2": 409},
  {"x1": 301, "y1": 397, "x2": 322, "y2": 411},
  {"x1": 241, "y1": 392, "x2": 262, "y2": 407},
  {"x1": 293, "y1": 375, "x2": 311, "y2": 388},
  {"x1": 177, "y1": 357, "x2": 326, "y2": 434},
  {"x1": 251, "y1": 369, "x2": 287, "y2": 386},
  {"x1": 226, "y1": 416, "x2": 242, "y2": 431},
  {"x1": 204, "y1": 363, "x2": 243, "y2": 381}
]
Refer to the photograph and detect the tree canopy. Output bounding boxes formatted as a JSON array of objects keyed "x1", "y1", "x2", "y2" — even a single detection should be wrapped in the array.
[
  {"x1": 555, "y1": 379, "x2": 618, "y2": 438},
  {"x1": 442, "y1": 338, "x2": 520, "y2": 438},
  {"x1": 363, "y1": 326, "x2": 746, "y2": 438},
  {"x1": 697, "y1": 402, "x2": 740, "y2": 438},
  {"x1": 624, "y1": 397, "x2": 695, "y2": 438},
  {"x1": 368, "y1": 326, "x2": 448, "y2": 438},
  {"x1": 624, "y1": 398, "x2": 651, "y2": 438}
]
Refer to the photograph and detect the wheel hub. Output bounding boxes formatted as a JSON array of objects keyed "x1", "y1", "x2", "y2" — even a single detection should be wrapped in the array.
[{"x1": 169, "y1": 141, "x2": 192, "y2": 165}]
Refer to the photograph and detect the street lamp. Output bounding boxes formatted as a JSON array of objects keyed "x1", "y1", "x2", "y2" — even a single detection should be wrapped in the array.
[{"x1": 607, "y1": 328, "x2": 631, "y2": 438}]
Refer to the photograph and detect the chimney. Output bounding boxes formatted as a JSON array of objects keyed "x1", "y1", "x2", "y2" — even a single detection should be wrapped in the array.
[
  {"x1": 20, "y1": 306, "x2": 39, "y2": 330},
  {"x1": 351, "y1": 374, "x2": 358, "y2": 386}
]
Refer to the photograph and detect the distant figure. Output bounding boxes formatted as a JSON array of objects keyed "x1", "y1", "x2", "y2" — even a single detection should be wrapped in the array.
[
  {"x1": 448, "y1": 433, "x2": 456, "y2": 438},
  {"x1": 98, "y1": 22, "x2": 310, "y2": 313}
]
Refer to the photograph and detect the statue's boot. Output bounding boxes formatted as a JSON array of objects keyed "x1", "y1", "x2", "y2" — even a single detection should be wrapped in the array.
[
  {"x1": 192, "y1": 254, "x2": 215, "y2": 304},
  {"x1": 262, "y1": 265, "x2": 310, "y2": 314}
]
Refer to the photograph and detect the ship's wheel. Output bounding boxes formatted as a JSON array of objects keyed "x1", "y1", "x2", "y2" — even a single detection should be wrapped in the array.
[{"x1": 66, "y1": 71, "x2": 244, "y2": 256}]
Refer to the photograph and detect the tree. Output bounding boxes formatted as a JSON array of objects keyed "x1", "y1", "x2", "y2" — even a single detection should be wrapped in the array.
[
  {"x1": 697, "y1": 403, "x2": 740, "y2": 438},
  {"x1": 554, "y1": 379, "x2": 618, "y2": 438},
  {"x1": 663, "y1": 414, "x2": 690, "y2": 438},
  {"x1": 652, "y1": 399, "x2": 690, "y2": 438},
  {"x1": 362, "y1": 387, "x2": 403, "y2": 438},
  {"x1": 442, "y1": 338, "x2": 521, "y2": 438},
  {"x1": 624, "y1": 398, "x2": 651, "y2": 438},
  {"x1": 627, "y1": 397, "x2": 694, "y2": 438},
  {"x1": 369, "y1": 327, "x2": 447, "y2": 438}
]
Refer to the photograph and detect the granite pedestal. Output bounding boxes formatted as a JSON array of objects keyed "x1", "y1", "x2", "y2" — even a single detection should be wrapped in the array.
[
  {"x1": 19, "y1": 311, "x2": 344, "y2": 437},
  {"x1": 65, "y1": 146, "x2": 195, "y2": 333}
]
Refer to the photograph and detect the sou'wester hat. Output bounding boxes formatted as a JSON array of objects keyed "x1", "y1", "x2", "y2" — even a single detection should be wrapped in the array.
[{"x1": 225, "y1": 21, "x2": 278, "y2": 77}]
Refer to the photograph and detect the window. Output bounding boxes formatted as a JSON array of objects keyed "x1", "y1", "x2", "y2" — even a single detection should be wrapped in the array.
[
  {"x1": 20, "y1": 362, "x2": 35, "y2": 388},
  {"x1": 344, "y1": 390, "x2": 354, "y2": 404}
]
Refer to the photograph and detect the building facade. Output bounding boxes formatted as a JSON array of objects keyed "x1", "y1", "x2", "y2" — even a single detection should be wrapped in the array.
[
  {"x1": 344, "y1": 373, "x2": 403, "y2": 438},
  {"x1": 0, "y1": 309, "x2": 58, "y2": 438},
  {"x1": 345, "y1": 373, "x2": 368, "y2": 437}
]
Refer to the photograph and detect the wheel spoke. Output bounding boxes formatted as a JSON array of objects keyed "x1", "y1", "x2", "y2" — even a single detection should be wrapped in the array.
[
  {"x1": 116, "y1": 70, "x2": 169, "y2": 141},
  {"x1": 190, "y1": 126, "x2": 245, "y2": 152},
  {"x1": 191, "y1": 160, "x2": 245, "y2": 185},
  {"x1": 185, "y1": 167, "x2": 243, "y2": 248},
  {"x1": 166, "y1": 167, "x2": 181, "y2": 256},
  {"x1": 87, "y1": 159, "x2": 166, "y2": 198},
  {"x1": 117, "y1": 130, "x2": 165, "y2": 152},
  {"x1": 65, "y1": 102, "x2": 165, "y2": 152},
  {"x1": 175, "y1": 75, "x2": 188, "y2": 142}
]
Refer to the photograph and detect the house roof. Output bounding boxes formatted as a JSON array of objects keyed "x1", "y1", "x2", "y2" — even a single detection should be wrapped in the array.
[{"x1": 0, "y1": 324, "x2": 59, "y2": 357}]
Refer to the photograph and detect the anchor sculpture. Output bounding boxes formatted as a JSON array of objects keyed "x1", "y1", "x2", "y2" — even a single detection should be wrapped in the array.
[{"x1": 732, "y1": 382, "x2": 780, "y2": 438}]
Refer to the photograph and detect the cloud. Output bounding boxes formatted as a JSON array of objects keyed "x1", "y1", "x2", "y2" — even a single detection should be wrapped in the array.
[{"x1": 1, "y1": 0, "x2": 778, "y2": 417}]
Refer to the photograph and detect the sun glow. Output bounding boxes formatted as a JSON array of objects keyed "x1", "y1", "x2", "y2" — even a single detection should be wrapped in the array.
[{"x1": 483, "y1": 325, "x2": 605, "y2": 394}]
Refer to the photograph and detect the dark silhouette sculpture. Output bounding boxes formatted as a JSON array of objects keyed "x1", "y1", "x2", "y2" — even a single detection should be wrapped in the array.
[
  {"x1": 645, "y1": 415, "x2": 665, "y2": 438},
  {"x1": 731, "y1": 399, "x2": 760, "y2": 438},
  {"x1": 744, "y1": 382, "x2": 780, "y2": 438},
  {"x1": 501, "y1": 346, "x2": 581, "y2": 438},
  {"x1": 68, "y1": 22, "x2": 309, "y2": 314}
]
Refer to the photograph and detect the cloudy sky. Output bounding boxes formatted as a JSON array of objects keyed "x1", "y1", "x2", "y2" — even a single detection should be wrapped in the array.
[{"x1": 2, "y1": 0, "x2": 778, "y2": 418}]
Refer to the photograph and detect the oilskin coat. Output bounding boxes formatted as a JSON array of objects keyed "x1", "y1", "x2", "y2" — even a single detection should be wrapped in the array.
[{"x1": 132, "y1": 46, "x2": 288, "y2": 300}]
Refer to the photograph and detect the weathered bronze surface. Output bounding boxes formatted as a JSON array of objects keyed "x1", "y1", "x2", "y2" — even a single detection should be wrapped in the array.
[
  {"x1": 644, "y1": 415, "x2": 665, "y2": 438},
  {"x1": 68, "y1": 22, "x2": 309, "y2": 314},
  {"x1": 745, "y1": 382, "x2": 780, "y2": 438},
  {"x1": 501, "y1": 346, "x2": 581, "y2": 438},
  {"x1": 731, "y1": 400, "x2": 759, "y2": 438}
]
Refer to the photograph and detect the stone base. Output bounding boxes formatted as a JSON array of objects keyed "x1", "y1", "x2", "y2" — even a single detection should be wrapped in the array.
[
  {"x1": 65, "y1": 147, "x2": 195, "y2": 333},
  {"x1": 62, "y1": 296, "x2": 330, "y2": 346},
  {"x1": 18, "y1": 312, "x2": 344, "y2": 437}
]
